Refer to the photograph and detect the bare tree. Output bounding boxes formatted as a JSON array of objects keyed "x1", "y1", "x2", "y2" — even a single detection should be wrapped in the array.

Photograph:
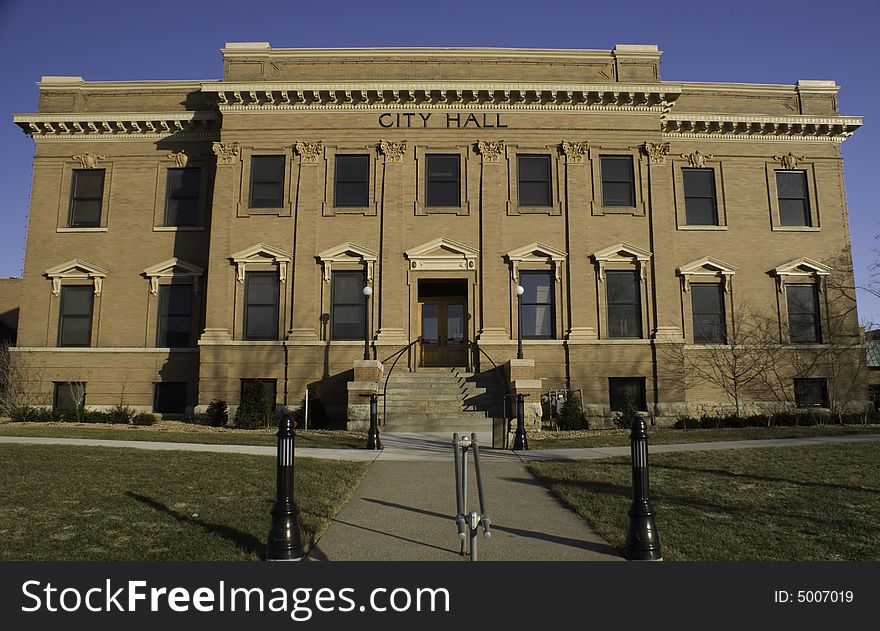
[
  {"x1": 0, "y1": 342, "x2": 46, "y2": 416},
  {"x1": 660, "y1": 298, "x2": 783, "y2": 419}
]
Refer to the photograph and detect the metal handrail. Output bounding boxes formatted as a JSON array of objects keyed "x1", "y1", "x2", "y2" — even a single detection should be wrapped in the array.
[
  {"x1": 466, "y1": 340, "x2": 510, "y2": 425},
  {"x1": 381, "y1": 337, "x2": 422, "y2": 426}
]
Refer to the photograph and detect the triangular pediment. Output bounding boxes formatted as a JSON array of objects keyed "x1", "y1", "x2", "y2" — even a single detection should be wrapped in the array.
[
  {"x1": 405, "y1": 237, "x2": 479, "y2": 260},
  {"x1": 773, "y1": 257, "x2": 831, "y2": 276},
  {"x1": 45, "y1": 259, "x2": 108, "y2": 278},
  {"x1": 405, "y1": 238, "x2": 478, "y2": 272},
  {"x1": 316, "y1": 242, "x2": 378, "y2": 263},
  {"x1": 230, "y1": 243, "x2": 292, "y2": 263},
  {"x1": 591, "y1": 242, "x2": 651, "y2": 262},
  {"x1": 506, "y1": 242, "x2": 567, "y2": 262},
  {"x1": 678, "y1": 256, "x2": 738, "y2": 276},
  {"x1": 143, "y1": 257, "x2": 204, "y2": 278}
]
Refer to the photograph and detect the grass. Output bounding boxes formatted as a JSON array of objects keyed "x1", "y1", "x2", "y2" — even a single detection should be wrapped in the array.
[
  {"x1": 0, "y1": 444, "x2": 369, "y2": 560},
  {"x1": 0, "y1": 421, "x2": 366, "y2": 449},
  {"x1": 528, "y1": 424, "x2": 880, "y2": 449},
  {"x1": 528, "y1": 441, "x2": 880, "y2": 560}
]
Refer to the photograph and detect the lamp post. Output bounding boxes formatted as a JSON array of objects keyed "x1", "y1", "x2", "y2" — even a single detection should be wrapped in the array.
[
  {"x1": 515, "y1": 283, "x2": 524, "y2": 360},
  {"x1": 266, "y1": 414, "x2": 303, "y2": 561},
  {"x1": 362, "y1": 285, "x2": 373, "y2": 361},
  {"x1": 624, "y1": 415, "x2": 662, "y2": 561}
]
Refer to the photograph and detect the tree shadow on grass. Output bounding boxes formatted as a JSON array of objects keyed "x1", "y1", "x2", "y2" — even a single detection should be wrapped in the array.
[
  {"x1": 649, "y1": 462, "x2": 880, "y2": 495},
  {"x1": 125, "y1": 491, "x2": 266, "y2": 560}
]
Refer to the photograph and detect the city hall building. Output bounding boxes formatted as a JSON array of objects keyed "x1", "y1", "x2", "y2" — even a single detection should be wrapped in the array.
[{"x1": 8, "y1": 43, "x2": 868, "y2": 429}]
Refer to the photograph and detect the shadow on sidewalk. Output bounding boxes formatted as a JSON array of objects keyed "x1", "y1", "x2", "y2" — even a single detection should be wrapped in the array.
[{"x1": 363, "y1": 498, "x2": 620, "y2": 557}]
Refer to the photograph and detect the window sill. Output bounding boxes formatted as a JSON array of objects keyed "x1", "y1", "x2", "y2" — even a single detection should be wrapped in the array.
[
  {"x1": 506, "y1": 202, "x2": 563, "y2": 216},
  {"x1": 153, "y1": 226, "x2": 205, "y2": 232},
  {"x1": 322, "y1": 203, "x2": 378, "y2": 217},
  {"x1": 590, "y1": 202, "x2": 645, "y2": 216},
  {"x1": 57, "y1": 227, "x2": 108, "y2": 233},
  {"x1": 772, "y1": 226, "x2": 820, "y2": 232},
  {"x1": 414, "y1": 203, "x2": 469, "y2": 216},
  {"x1": 677, "y1": 225, "x2": 727, "y2": 231}
]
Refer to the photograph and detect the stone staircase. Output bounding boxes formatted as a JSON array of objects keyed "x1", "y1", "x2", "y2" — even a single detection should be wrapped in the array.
[{"x1": 380, "y1": 367, "x2": 505, "y2": 433}]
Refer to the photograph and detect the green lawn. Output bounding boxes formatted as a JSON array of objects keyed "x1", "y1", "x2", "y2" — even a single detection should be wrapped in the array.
[
  {"x1": 0, "y1": 444, "x2": 369, "y2": 560},
  {"x1": 528, "y1": 441, "x2": 880, "y2": 560},
  {"x1": 528, "y1": 424, "x2": 880, "y2": 449},
  {"x1": 0, "y1": 422, "x2": 365, "y2": 449}
]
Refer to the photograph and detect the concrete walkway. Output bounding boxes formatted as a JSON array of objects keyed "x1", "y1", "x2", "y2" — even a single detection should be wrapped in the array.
[
  {"x1": 4, "y1": 432, "x2": 878, "y2": 562},
  {"x1": 3, "y1": 431, "x2": 877, "y2": 462}
]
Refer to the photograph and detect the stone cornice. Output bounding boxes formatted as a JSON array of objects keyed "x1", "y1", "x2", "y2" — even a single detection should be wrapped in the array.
[
  {"x1": 662, "y1": 112, "x2": 861, "y2": 142},
  {"x1": 12, "y1": 111, "x2": 219, "y2": 141},
  {"x1": 202, "y1": 83, "x2": 681, "y2": 111},
  {"x1": 220, "y1": 44, "x2": 642, "y2": 62}
]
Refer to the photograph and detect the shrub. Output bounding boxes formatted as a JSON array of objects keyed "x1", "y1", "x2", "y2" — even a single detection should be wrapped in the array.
[
  {"x1": 236, "y1": 382, "x2": 272, "y2": 429},
  {"x1": 674, "y1": 416, "x2": 700, "y2": 430},
  {"x1": 295, "y1": 385, "x2": 330, "y2": 429},
  {"x1": 204, "y1": 400, "x2": 228, "y2": 427},
  {"x1": 132, "y1": 412, "x2": 156, "y2": 426},
  {"x1": 9, "y1": 406, "x2": 62, "y2": 422},
  {"x1": 613, "y1": 397, "x2": 640, "y2": 430},
  {"x1": 105, "y1": 404, "x2": 136, "y2": 425},
  {"x1": 556, "y1": 393, "x2": 589, "y2": 430}
]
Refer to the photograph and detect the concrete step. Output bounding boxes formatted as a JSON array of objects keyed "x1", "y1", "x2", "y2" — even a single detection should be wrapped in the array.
[
  {"x1": 379, "y1": 391, "x2": 465, "y2": 405},
  {"x1": 382, "y1": 402, "x2": 467, "y2": 411},
  {"x1": 381, "y1": 423, "x2": 492, "y2": 433},
  {"x1": 384, "y1": 384, "x2": 465, "y2": 392},
  {"x1": 379, "y1": 412, "x2": 490, "y2": 424}
]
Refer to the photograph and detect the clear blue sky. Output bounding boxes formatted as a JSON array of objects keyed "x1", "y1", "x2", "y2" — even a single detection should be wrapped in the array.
[{"x1": 2, "y1": 0, "x2": 878, "y2": 321}]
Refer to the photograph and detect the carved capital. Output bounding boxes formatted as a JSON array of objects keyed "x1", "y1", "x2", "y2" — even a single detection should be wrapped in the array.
[
  {"x1": 476, "y1": 140, "x2": 504, "y2": 163},
  {"x1": 681, "y1": 150, "x2": 714, "y2": 168},
  {"x1": 212, "y1": 142, "x2": 240, "y2": 165},
  {"x1": 561, "y1": 141, "x2": 589, "y2": 163},
  {"x1": 167, "y1": 150, "x2": 194, "y2": 168},
  {"x1": 643, "y1": 142, "x2": 670, "y2": 165},
  {"x1": 379, "y1": 140, "x2": 407, "y2": 163},
  {"x1": 72, "y1": 153, "x2": 105, "y2": 169},
  {"x1": 774, "y1": 152, "x2": 806, "y2": 170},
  {"x1": 295, "y1": 141, "x2": 324, "y2": 164}
]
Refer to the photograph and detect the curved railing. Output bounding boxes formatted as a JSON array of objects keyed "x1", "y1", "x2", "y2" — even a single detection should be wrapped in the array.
[
  {"x1": 466, "y1": 340, "x2": 510, "y2": 426},
  {"x1": 380, "y1": 337, "x2": 421, "y2": 426}
]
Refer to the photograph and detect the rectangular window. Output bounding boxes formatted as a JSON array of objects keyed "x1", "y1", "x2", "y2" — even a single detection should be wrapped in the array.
[
  {"x1": 157, "y1": 285, "x2": 193, "y2": 347},
  {"x1": 606, "y1": 271, "x2": 642, "y2": 338},
  {"x1": 240, "y1": 379, "x2": 277, "y2": 410},
  {"x1": 244, "y1": 272, "x2": 279, "y2": 340},
  {"x1": 154, "y1": 382, "x2": 188, "y2": 414},
  {"x1": 54, "y1": 382, "x2": 86, "y2": 411},
  {"x1": 68, "y1": 169, "x2": 105, "y2": 227},
  {"x1": 334, "y1": 155, "x2": 370, "y2": 207},
  {"x1": 520, "y1": 271, "x2": 554, "y2": 339},
  {"x1": 794, "y1": 378, "x2": 828, "y2": 408},
  {"x1": 609, "y1": 377, "x2": 647, "y2": 411},
  {"x1": 165, "y1": 168, "x2": 200, "y2": 226},
  {"x1": 425, "y1": 154, "x2": 460, "y2": 206},
  {"x1": 58, "y1": 285, "x2": 93, "y2": 347},
  {"x1": 776, "y1": 171, "x2": 811, "y2": 226},
  {"x1": 691, "y1": 283, "x2": 726, "y2": 344},
  {"x1": 249, "y1": 155, "x2": 285, "y2": 208},
  {"x1": 601, "y1": 156, "x2": 635, "y2": 207},
  {"x1": 683, "y1": 168, "x2": 718, "y2": 225},
  {"x1": 517, "y1": 155, "x2": 552, "y2": 206},
  {"x1": 331, "y1": 271, "x2": 366, "y2": 340},
  {"x1": 786, "y1": 284, "x2": 821, "y2": 343}
]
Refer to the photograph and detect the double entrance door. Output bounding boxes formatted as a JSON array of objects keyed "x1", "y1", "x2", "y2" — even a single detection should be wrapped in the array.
[{"x1": 419, "y1": 280, "x2": 467, "y2": 367}]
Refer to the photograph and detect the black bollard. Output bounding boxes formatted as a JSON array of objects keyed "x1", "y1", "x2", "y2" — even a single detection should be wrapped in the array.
[
  {"x1": 513, "y1": 393, "x2": 529, "y2": 451},
  {"x1": 624, "y1": 415, "x2": 662, "y2": 561},
  {"x1": 266, "y1": 414, "x2": 304, "y2": 561},
  {"x1": 366, "y1": 392, "x2": 382, "y2": 450}
]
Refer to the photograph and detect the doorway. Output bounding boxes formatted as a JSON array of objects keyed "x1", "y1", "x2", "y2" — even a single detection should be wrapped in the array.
[{"x1": 418, "y1": 279, "x2": 467, "y2": 367}]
